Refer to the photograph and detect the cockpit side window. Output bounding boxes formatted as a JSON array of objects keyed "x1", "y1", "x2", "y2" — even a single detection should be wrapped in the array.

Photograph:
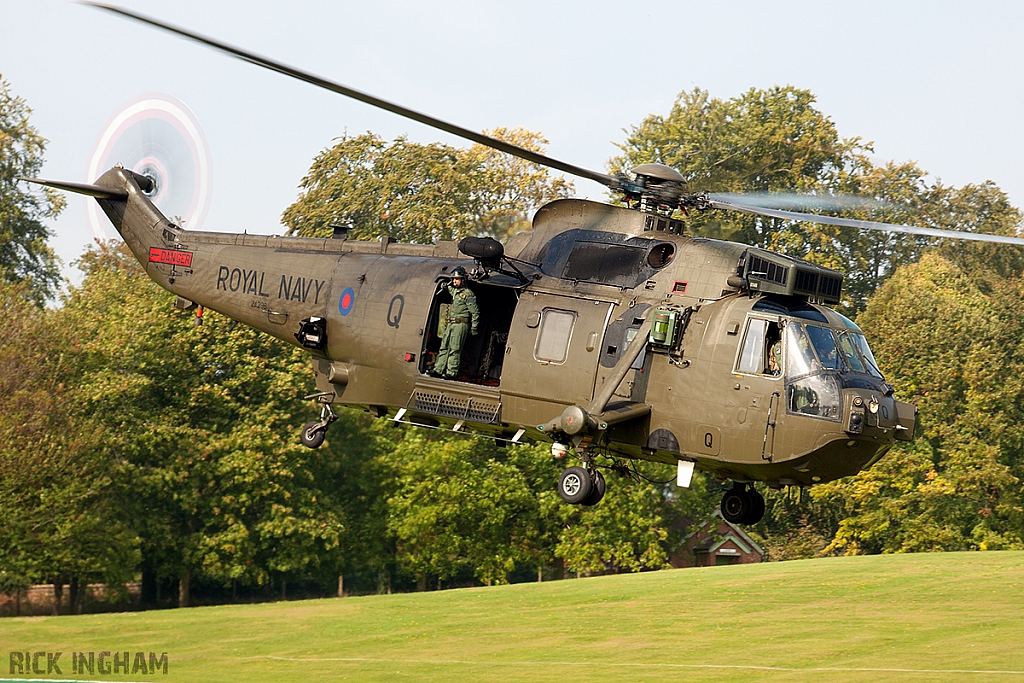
[
  {"x1": 736, "y1": 318, "x2": 782, "y2": 376},
  {"x1": 737, "y1": 319, "x2": 766, "y2": 374},
  {"x1": 836, "y1": 332, "x2": 866, "y2": 373},
  {"x1": 851, "y1": 333, "x2": 884, "y2": 378}
]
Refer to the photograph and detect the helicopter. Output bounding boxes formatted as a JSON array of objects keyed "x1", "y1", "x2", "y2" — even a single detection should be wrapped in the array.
[{"x1": 28, "y1": 4, "x2": 1024, "y2": 525}]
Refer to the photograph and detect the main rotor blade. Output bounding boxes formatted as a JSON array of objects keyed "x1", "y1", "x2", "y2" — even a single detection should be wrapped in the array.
[
  {"x1": 86, "y1": 3, "x2": 618, "y2": 189},
  {"x1": 709, "y1": 199, "x2": 1024, "y2": 246},
  {"x1": 709, "y1": 192, "x2": 892, "y2": 212}
]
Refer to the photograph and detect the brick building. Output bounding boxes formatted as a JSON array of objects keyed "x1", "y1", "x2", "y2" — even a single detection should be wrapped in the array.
[{"x1": 674, "y1": 509, "x2": 765, "y2": 568}]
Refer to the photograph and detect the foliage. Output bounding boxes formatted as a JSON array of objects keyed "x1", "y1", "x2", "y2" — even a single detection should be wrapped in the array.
[
  {"x1": 611, "y1": 86, "x2": 860, "y2": 245},
  {"x1": 55, "y1": 242, "x2": 349, "y2": 599},
  {"x1": 0, "y1": 76, "x2": 64, "y2": 305},
  {"x1": 753, "y1": 486, "x2": 839, "y2": 561},
  {"x1": 316, "y1": 409, "x2": 397, "y2": 593},
  {"x1": 613, "y1": 87, "x2": 856, "y2": 195},
  {"x1": 817, "y1": 253, "x2": 1024, "y2": 553},
  {"x1": 555, "y1": 475, "x2": 673, "y2": 575},
  {"x1": 0, "y1": 281, "x2": 138, "y2": 594},
  {"x1": 281, "y1": 128, "x2": 573, "y2": 243},
  {"x1": 387, "y1": 435, "x2": 549, "y2": 586}
]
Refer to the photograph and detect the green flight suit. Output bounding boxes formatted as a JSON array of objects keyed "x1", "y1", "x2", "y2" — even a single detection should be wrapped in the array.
[{"x1": 435, "y1": 282, "x2": 480, "y2": 377}]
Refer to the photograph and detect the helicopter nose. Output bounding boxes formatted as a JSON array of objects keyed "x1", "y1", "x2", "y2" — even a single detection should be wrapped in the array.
[{"x1": 843, "y1": 390, "x2": 898, "y2": 436}]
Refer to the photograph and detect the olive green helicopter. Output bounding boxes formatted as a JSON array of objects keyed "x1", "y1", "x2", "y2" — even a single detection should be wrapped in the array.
[{"x1": 29, "y1": 4, "x2": 1024, "y2": 525}]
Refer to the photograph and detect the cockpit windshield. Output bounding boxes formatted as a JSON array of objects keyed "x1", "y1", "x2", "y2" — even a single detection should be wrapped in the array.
[
  {"x1": 805, "y1": 325, "x2": 842, "y2": 371},
  {"x1": 785, "y1": 321, "x2": 883, "y2": 379},
  {"x1": 785, "y1": 322, "x2": 819, "y2": 378},
  {"x1": 785, "y1": 321, "x2": 841, "y2": 420},
  {"x1": 783, "y1": 320, "x2": 884, "y2": 421},
  {"x1": 836, "y1": 333, "x2": 866, "y2": 373}
]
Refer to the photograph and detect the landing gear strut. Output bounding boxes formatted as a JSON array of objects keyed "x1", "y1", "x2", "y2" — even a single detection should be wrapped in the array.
[
  {"x1": 300, "y1": 396, "x2": 337, "y2": 449},
  {"x1": 720, "y1": 483, "x2": 765, "y2": 525}
]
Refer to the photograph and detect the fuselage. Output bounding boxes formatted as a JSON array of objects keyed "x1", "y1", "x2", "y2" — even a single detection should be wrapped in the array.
[{"x1": 96, "y1": 166, "x2": 915, "y2": 489}]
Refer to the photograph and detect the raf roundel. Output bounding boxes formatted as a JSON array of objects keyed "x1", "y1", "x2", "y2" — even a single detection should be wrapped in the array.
[{"x1": 338, "y1": 287, "x2": 355, "y2": 316}]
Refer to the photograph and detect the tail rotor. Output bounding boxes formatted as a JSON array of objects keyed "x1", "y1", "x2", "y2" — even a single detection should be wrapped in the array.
[{"x1": 86, "y1": 93, "x2": 212, "y2": 240}]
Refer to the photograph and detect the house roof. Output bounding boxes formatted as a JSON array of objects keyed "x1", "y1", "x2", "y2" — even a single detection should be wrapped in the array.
[{"x1": 684, "y1": 508, "x2": 766, "y2": 556}]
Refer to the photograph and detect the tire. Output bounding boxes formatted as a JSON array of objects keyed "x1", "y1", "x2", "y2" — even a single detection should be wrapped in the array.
[
  {"x1": 720, "y1": 487, "x2": 753, "y2": 524},
  {"x1": 301, "y1": 421, "x2": 326, "y2": 449},
  {"x1": 745, "y1": 488, "x2": 766, "y2": 525},
  {"x1": 558, "y1": 466, "x2": 593, "y2": 504},
  {"x1": 581, "y1": 469, "x2": 606, "y2": 506}
]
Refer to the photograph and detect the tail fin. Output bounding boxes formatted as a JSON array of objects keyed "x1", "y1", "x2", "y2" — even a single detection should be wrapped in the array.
[
  {"x1": 21, "y1": 177, "x2": 128, "y2": 200},
  {"x1": 24, "y1": 166, "x2": 182, "y2": 265}
]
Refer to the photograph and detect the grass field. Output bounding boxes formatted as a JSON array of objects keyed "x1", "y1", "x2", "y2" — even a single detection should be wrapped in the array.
[{"x1": 2, "y1": 551, "x2": 1023, "y2": 683}]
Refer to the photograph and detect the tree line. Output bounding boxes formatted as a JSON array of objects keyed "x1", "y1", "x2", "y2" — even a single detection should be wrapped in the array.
[{"x1": 2, "y1": 76, "x2": 1023, "y2": 612}]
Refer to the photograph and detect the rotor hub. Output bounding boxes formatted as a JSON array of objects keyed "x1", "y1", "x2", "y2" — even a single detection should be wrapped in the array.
[{"x1": 628, "y1": 163, "x2": 687, "y2": 213}]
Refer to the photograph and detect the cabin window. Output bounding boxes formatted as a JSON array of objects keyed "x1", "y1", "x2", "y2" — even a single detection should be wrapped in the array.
[
  {"x1": 535, "y1": 309, "x2": 576, "y2": 363},
  {"x1": 736, "y1": 318, "x2": 782, "y2": 376}
]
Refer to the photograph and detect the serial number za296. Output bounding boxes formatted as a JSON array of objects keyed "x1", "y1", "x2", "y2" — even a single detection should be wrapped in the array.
[{"x1": 251, "y1": 299, "x2": 270, "y2": 311}]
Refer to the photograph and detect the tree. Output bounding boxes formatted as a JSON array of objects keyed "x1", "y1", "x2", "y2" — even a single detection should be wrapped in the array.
[
  {"x1": 0, "y1": 281, "x2": 138, "y2": 611},
  {"x1": 0, "y1": 75, "x2": 64, "y2": 304},
  {"x1": 386, "y1": 434, "x2": 548, "y2": 586},
  {"x1": 311, "y1": 409, "x2": 397, "y2": 596},
  {"x1": 778, "y1": 162, "x2": 1023, "y2": 311},
  {"x1": 611, "y1": 86, "x2": 860, "y2": 245},
  {"x1": 815, "y1": 253, "x2": 1024, "y2": 553},
  {"x1": 57, "y1": 242, "x2": 348, "y2": 605},
  {"x1": 282, "y1": 128, "x2": 572, "y2": 243},
  {"x1": 554, "y1": 475, "x2": 674, "y2": 575}
]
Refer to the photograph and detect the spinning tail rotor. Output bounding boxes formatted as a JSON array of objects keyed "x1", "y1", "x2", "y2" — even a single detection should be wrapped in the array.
[{"x1": 86, "y1": 93, "x2": 212, "y2": 240}]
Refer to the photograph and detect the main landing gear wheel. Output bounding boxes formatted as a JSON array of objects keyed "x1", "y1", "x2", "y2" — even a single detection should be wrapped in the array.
[
  {"x1": 720, "y1": 484, "x2": 765, "y2": 525},
  {"x1": 558, "y1": 466, "x2": 593, "y2": 504},
  {"x1": 749, "y1": 487, "x2": 766, "y2": 524},
  {"x1": 581, "y1": 469, "x2": 606, "y2": 506}
]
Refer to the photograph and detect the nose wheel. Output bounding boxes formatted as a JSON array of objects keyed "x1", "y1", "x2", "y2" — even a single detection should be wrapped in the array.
[{"x1": 720, "y1": 483, "x2": 765, "y2": 525}]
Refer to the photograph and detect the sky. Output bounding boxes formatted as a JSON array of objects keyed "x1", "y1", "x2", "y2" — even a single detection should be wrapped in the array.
[{"x1": 3, "y1": 1, "x2": 1023, "y2": 289}]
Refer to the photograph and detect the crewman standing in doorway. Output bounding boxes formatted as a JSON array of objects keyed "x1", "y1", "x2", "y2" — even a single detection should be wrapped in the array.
[{"x1": 432, "y1": 266, "x2": 479, "y2": 380}]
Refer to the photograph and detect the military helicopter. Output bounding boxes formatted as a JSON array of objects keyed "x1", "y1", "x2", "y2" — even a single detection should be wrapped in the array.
[{"x1": 28, "y1": 5, "x2": 1024, "y2": 525}]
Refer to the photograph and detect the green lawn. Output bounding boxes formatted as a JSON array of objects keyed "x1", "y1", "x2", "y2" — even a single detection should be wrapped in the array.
[{"x1": 2, "y1": 551, "x2": 1023, "y2": 683}]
